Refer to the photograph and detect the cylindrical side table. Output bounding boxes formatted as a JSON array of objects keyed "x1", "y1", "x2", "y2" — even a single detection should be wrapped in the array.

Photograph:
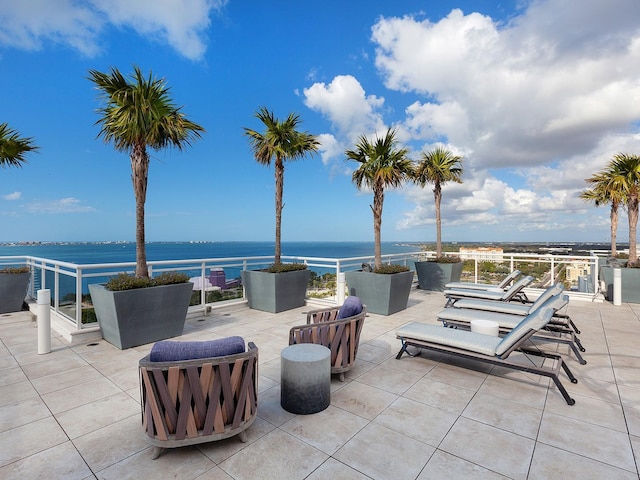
[{"x1": 281, "y1": 344, "x2": 331, "y2": 414}]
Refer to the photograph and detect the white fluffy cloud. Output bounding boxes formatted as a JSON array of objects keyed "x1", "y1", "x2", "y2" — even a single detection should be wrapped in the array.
[
  {"x1": 2, "y1": 192, "x2": 22, "y2": 201},
  {"x1": 0, "y1": 0, "x2": 225, "y2": 60},
  {"x1": 26, "y1": 197, "x2": 94, "y2": 214},
  {"x1": 305, "y1": 0, "x2": 640, "y2": 238}
]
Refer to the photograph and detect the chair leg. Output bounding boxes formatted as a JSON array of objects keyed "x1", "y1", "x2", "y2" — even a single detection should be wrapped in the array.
[
  {"x1": 339, "y1": 372, "x2": 345, "y2": 382},
  {"x1": 151, "y1": 446, "x2": 164, "y2": 460},
  {"x1": 238, "y1": 430, "x2": 248, "y2": 443}
]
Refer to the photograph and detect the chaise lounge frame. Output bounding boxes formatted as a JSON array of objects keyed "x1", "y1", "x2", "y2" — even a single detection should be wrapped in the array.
[{"x1": 396, "y1": 309, "x2": 577, "y2": 405}]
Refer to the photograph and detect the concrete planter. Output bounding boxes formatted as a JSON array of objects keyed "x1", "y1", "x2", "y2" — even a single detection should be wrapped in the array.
[
  {"x1": 241, "y1": 269, "x2": 310, "y2": 313},
  {"x1": 0, "y1": 271, "x2": 30, "y2": 314},
  {"x1": 415, "y1": 261, "x2": 463, "y2": 291},
  {"x1": 345, "y1": 270, "x2": 414, "y2": 315},
  {"x1": 599, "y1": 266, "x2": 640, "y2": 303},
  {"x1": 89, "y1": 282, "x2": 192, "y2": 349}
]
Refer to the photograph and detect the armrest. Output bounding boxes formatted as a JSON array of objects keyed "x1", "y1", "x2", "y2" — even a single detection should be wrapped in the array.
[{"x1": 306, "y1": 306, "x2": 340, "y2": 324}]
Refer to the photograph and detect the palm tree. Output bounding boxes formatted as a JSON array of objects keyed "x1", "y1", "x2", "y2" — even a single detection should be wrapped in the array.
[
  {"x1": 345, "y1": 128, "x2": 413, "y2": 270},
  {"x1": 608, "y1": 153, "x2": 640, "y2": 263},
  {"x1": 89, "y1": 66, "x2": 204, "y2": 278},
  {"x1": 0, "y1": 123, "x2": 38, "y2": 167},
  {"x1": 412, "y1": 146, "x2": 463, "y2": 257},
  {"x1": 580, "y1": 170, "x2": 623, "y2": 257},
  {"x1": 243, "y1": 107, "x2": 319, "y2": 265}
]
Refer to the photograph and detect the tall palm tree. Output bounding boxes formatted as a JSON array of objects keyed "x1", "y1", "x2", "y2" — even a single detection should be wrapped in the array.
[
  {"x1": 244, "y1": 107, "x2": 319, "y2": 265},
  {"x1": 89, "y1": 66, "x2": 204, "y2": 278},
  {"x1": 345, "y1": 128, "x2": 413, "y2": 269},
  {"x1": 609, "y1": 153, "x2": 640, "y2": 263},
  {"x1": 412, "y1": 146, "x2": 463, "y2": 257},
  {"x1": 0, "y1": 123, "x2": 38, "y2": 167},
  {"x1": 580, "y1": 170, "x2": 623, "y2": 257}
]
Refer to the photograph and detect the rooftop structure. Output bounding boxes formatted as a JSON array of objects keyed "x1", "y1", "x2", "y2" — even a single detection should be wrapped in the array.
[{"x1": 0, "y1": 287, "x2": 638, "y2": 478}]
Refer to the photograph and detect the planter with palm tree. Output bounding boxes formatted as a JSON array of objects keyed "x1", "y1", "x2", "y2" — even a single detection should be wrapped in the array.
[
  {"x1": 88, "y1": 66, "x2": 204, "y2": 347},
  {"x1": 241, "y1": 107, "x2": 318, "y2": 313},
  {"x1": 343, "y1": 128, "x2": 414, "y2": 315},
  {"x1": 412, "y1": 147, "x2": 464, "y2": 291},
  {"x1": 0, "y1": 124, "x2": 38, "y2": 313},
  {"x1": 584, "y1": 153, "x2": 640, "y2": 303}
]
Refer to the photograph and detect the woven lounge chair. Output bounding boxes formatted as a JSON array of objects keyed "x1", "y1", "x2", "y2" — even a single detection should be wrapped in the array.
[
  {"x1": 451, "y1": 283, "x2": 581, "y2": 335},
  {"x1": 445, "y1": 269, "x2": 522, "y2": 292},
  {"x1": 395, "y1": 306, "x2": 577, "y2": 405},
  {"x1": 289, "y1": 296, "x2": 366, "y2": 381},
  {"x1": 444, "y1": 275, "x2": 533, "y2": 306},
  {"x1": 139, "y1": 337, "x2": 258, "y2": 459},
  {"x1": 437, "y1": 290, "x2": 586, "y2": 365}
]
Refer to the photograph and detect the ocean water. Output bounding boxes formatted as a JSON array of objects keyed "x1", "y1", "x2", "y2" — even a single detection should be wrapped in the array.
[
  {"x1": 0, "y1": 241, "x2": 421, "y2": 297},
  {"x1": 0, "y1": 241, "x2": 419, "y2": 264}
]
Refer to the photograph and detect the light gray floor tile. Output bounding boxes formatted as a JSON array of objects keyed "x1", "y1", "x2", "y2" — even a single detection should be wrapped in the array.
[
  {"x1": 538, "y1": 412, "x2": 636, "y2": 472},
  {"x1": 42, "y1": 376, "x2": 123, "y2": 414},
  {"x1": 330, "y1": 380, "x2": 398, "y2": 420},
  {"x1": 403, "y1": 377, "x2": 476, "y2": 414},
  {"x1": 355, "y1": 364, "x2": 424, "y2": 395},
  {"x1": 72, "y1": 414, "x2": 147, "y2": 472},
  {"x1": 440, "y1": 417, "x2": 535, "y2": 480},
  {"x1": 529, "y1": 441, "x2": 639, "y2": 480},
  {"x1": 0, "y1": 396, "x2": 51, "y2": 433},
  {"x1": 280, "y1": 405, "x2": 368, "y2": 455},
  {"x1": 306, "y1": 458, "x2": 372, "y2": 480},
  {"x1": 334, "y1": 422, "x2": 434, "y2": 480},
  {"x1": 418, "y1": 450, "x2": 510, "y2": 479},
  {"x1": 0, "y1": 417, "x2": 68, "y2": 467},
  {"x1": 373, "y1": 396, "x2": 458, "y2": 447},
  {"x1": 0, "y1": 441, "x2": 92, "y2": 480},
  {"x1": 462, "y1": 392, "x2": 543, "y2": 439},
  {"x1": 97, "y1": 444, "x2": 214, "y2": 480},
  {"x1": 219, "y1": 429, "x2": 328, "y2": 480}
]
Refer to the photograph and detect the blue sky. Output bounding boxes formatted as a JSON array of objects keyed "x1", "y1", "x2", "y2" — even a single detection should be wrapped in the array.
[{"x1": 1, "y1": 0, "x2": 639, "y2": 244}]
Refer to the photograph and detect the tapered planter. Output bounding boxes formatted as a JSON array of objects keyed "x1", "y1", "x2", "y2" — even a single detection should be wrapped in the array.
[
  {"x1": 345, "y1": 270, "x2": 414, "y2": 315},
  {"x1": 241, "y1": 269, "x2": 311, "y2": 313},
  {"x1": 0, "y1": 271, "x2": 30, "y2": 314},
  {"x1": 89, "y1": 282, "x2": 193, "y2": 349},
  {"x1": 415, "y1": 261, "x2": 463, "y2": 291},
  {"x1": 599, "y1": 266, "x2": 640, "y2": 303}
]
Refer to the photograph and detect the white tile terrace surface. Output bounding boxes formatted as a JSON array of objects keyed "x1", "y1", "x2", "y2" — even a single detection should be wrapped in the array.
[{"x1": 1, "y1": 288, "x2": 639, "y2": 480}]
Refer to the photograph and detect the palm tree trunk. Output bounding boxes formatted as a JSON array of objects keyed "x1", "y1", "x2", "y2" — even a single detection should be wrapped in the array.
[
  {"x1": 629, "y1": 195, "x2": 638, "y2": 262},
  {"x1": 372, "y1": 186, "x2": 384, "y2": 270},
  {"x1": 131, "y1": 144, "x2": 149, "y2": 278},
  {"x1": 274, "y1": 157, "x2": 284, "y2": 265},
  {"x1": 610, "y1": 202, "x2": 618, "y2": 257},
  {"x1": 434, "y1": 183, "x2": 442, "y2": 257}
]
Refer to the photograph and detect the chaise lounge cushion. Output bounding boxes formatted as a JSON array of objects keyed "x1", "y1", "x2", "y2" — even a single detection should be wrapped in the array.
[
  {"x1": 337, "y1": 296, "x2": 364, "y2": 319},
  {"x1": 149, "y1": 336, "x2": 246, "y2": 362},
  {"x1": 396, "y1": 322, "x2": 502, "y2": 356}
]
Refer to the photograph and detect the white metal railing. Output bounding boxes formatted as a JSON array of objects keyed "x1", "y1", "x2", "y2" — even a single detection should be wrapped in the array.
[{"x1": 1, "y1": 249, "x2": 602, "y2": 334}]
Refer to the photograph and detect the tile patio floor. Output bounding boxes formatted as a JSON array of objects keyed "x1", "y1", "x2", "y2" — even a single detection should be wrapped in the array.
[{"x1": 1, "y1": 288, "x2": 639, "y2": 479}]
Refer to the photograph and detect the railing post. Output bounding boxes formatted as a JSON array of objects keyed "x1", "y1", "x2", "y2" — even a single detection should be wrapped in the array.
[
  {"x1": 474, "y1": 259, "x2": 478, "y2": 283},
  {"x1": 37, "y1": 289, "x2": 51, "y2": 354},
  {"x1": 336, "y1": 261, "x2": 345, "y2": 305},
  {"x1": 76, "y1": 267, "x2": 83, "y2": 329}
]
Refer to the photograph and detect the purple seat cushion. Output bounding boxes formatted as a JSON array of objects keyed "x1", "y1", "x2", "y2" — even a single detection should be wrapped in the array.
[
  {"x1": 337, "y1": 296, "x2": 363, "y2": 319},
  {"x1": 149, "y1": 336, "x2": 245, "y2": 362}
]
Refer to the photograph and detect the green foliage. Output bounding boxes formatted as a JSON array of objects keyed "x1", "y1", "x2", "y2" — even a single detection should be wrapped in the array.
[
  {"x1": 264, "y1": 263, "x2": 308, "y2": 273},
  {"x1": 0, "y1": 266, "x2": 29, "y2": 274},
  {"x1": 373, "y1": 264, "x2": 410, "y2": 274},
  {"x1": 429, "y1": 255, "x2": 461, "y2": 264},
  {"x1": 105, "y1": 272, "x2": 189, "y2": 291}
]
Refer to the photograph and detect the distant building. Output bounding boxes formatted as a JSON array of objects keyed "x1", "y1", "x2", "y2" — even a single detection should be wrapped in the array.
[
  {"x1": 459, "y1": 247, "x2": 504, "y2": 262},
  {"x1": 565, "y1": 263, "x2": 591, "y2": 284}
]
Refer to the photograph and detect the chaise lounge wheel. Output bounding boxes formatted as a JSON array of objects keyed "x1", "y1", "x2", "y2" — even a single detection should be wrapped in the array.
[
  {"x1": 571, "y1": 378, "x2": 578, "y2": 384},
  {"x1": 568, "y1": 398, "x2": 575, "y2": 406}
]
